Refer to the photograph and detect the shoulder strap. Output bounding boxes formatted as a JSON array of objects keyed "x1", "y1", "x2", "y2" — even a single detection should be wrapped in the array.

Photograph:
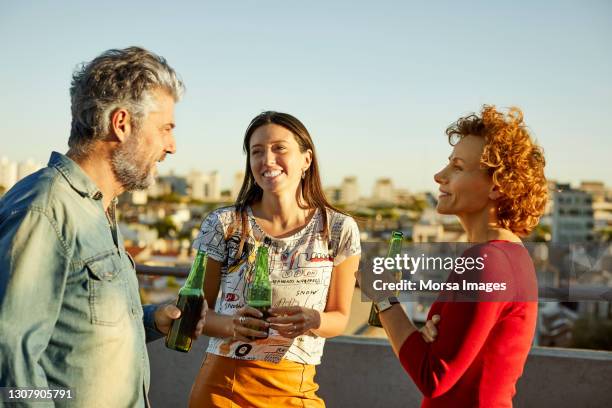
[{"x1": 326, "y1": 210, "x2": 345, "y2": 258}]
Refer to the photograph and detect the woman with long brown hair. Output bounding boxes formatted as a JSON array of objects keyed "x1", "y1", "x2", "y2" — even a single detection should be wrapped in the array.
[{"x1": 188, "y1": 111, "x2": 361, "y2": 407}]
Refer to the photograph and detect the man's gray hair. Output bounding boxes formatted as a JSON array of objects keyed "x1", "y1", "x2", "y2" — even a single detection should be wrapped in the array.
[{"x1": 68, "y1": 46, "x2": 184, "y2": 157}]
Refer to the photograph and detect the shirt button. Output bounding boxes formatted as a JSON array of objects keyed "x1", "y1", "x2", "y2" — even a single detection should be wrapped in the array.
[{"x1": 93, "y1": 191, "x2": 103, "y2": 200}]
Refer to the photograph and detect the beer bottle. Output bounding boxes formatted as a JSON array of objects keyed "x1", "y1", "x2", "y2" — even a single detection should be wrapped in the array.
[
  {"x1": 165, "y1": 250, "x2": 207, "y2": 352},
  {"x1": 368, "y1": 231, "x2": 403, "y2": 327},
  {"x1": 246, "y1": 244, "x2": 272, "y2": 338}
]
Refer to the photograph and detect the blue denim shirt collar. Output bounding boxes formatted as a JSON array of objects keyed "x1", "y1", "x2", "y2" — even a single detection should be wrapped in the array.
[{"x1": 48, "y1": 151, "x2": 103, "y2": 199}]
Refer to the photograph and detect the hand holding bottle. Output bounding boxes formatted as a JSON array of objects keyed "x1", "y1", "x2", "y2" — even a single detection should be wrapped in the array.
[
  {"x1": 165, "y1": 250, "x2": 208, "y2": 352},
  {"x1": 156, "y1": 299, "x2": 208, "y2": 337},
  {"x1": 267, "y1": 306, "x2": 321, "y2": 338},
  {"x1": 231, "y1": 305, "x2": 270, "y2": 342}
]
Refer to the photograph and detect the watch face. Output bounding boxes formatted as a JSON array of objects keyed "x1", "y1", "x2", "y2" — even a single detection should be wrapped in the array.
[
  {"x1": 376, "y1": 296, "x2": 399, "y2": 313},
  {"x1": 375, "y1": 299, "x2": 392, "y2": 313}
]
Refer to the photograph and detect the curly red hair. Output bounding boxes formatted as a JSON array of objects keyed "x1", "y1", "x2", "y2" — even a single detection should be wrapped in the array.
[{"x1": 446, "y1": 105, "x2": 548, "y2": 236}]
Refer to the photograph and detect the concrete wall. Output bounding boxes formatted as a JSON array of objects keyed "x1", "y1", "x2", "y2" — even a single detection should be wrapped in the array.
[{"x1": 147, "y1": 336, "x2": 612, "y2": 407}]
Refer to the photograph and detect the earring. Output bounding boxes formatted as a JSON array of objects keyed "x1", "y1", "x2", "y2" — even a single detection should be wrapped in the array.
[{"x1": 301, "y1": 169, "x2": 306, "y2": 179}]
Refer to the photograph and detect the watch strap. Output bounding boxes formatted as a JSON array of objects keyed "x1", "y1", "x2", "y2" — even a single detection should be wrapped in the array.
[{"x1": 374, "y1": 296, "x2": 399, "y2": 313}]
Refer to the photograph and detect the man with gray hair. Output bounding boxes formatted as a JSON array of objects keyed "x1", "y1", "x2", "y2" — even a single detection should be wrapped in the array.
[{"x1": 0, "y1": 47, "x2": 205, "y2": 407}]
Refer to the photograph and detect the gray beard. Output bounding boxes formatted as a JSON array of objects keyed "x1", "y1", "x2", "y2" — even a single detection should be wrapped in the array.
[{"x1": 110, "y1": 134, "x2": 155, "y2": 192}]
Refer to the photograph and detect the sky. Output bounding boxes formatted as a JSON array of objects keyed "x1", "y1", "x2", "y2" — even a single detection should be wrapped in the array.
[{"x1": 1, "y1": 0, "x2": 610, "y2": 194}]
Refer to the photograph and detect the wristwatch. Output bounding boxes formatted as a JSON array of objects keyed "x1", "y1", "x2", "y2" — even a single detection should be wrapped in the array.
[{"x1": 374, "y1": 296, "x2": 400, "y2": 314}]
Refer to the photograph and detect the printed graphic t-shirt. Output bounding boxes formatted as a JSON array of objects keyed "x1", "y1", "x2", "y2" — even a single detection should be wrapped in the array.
[{"x1": 192, "y1": 206, "x2": 361, "y2": 365}]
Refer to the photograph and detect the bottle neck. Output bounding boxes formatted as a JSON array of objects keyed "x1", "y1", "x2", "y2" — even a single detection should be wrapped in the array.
[
  {"x1": 184, "y1": 250, "x2": 207, "y2": 290},
  {"x1": 252, "y1": 246, "x2": 269, "y2": 284},
  {"x1": 387, "y1": 232, "x2": 403, "y2": 258}
]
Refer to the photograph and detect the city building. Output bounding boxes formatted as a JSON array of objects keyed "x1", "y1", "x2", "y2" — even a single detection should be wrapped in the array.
[
  {"x1": 131, "y1": 190, "x2": 148, "y2": 205},
  {"x1": 551, "y1": 183, "x2": 594, "y2": 243},
  {"x1": 579, "y1": 181, "x2": 612, "y2": 234},
  {"x1": 17, "y1": 159, "x2": 42, "y2": 181},
  {"x1": 580, "y1": 181, "x2": 606, "y2": 203},
  {"x1": 324, "y1": 186, "x2": 342, "y2": 204},
  {"x1": 119, "y1": 223, "x2": 158, "y2": 248},
  {"x1": 119, "y1": 190, "x2": 149, "y2": 205},
  {"x1": 340, "y1": 176, "x2": 359, "y2": 204},
  {"x1": 0, "y1": 157, "x2": 17, "y2": 191},
  {"x1": 372, "y1": 178, "x2": 394, "y2": 203},
  {"x1": 593, "y1": 200, "x2": 612, "y2": 232},
  {"x1": 393, "y1": 188, "x2": 412, "y2": 206},
  {"x1": 412, "y1": 208, "x2": 465, "y2": 242},
  {"x1": 187, "y1": 170, "x2": 220, "y2": 201},
  {"x1": 148, "y1": 173, "x2": 188, "y2": 198},
  {"x1": 231, "y1": 171, "x2": 245, "y2": 200}
]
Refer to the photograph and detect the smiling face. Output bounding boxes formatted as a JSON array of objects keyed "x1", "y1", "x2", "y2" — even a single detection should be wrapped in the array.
[
  {"x1": 434, "y1": 135, "x2": 496, "y2": 217},
  {"x1": 248, "y1": 124, "x2": 312, "y2": 196},
  {"x1": 111, "y1": 88, "x2": 176, "y2": 191}
]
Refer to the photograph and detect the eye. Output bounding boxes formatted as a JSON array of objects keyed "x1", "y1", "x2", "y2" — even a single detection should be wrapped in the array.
[{"x1": 453, "y1": 165, "x2": 462, "y2": 171}]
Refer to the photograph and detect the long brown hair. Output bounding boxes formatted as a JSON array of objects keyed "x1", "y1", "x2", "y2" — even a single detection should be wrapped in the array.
[{"x1": 231, "y1": 111, "x2": 346, "y2": 257}]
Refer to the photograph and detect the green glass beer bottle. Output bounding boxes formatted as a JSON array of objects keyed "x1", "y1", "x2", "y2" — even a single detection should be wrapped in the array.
[
  {"x1": 165, "y1": 250, "x2": 207, "y2": 352},
  {"x1": 246, "y1": 245, "x2": 272, "y2": 338},
  {"x1": 368, "y1": 231, "x2": 403, "y2": 327}
]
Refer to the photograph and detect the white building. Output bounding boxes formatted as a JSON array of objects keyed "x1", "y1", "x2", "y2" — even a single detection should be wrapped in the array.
[
  {"x1": 324, "y1": 186, "x2": 342, "y2": 204},
  {"x1": 187, "y1": 170, "x2": 221, "y2": 201},
  {"x1": 579, "y1": 181, "x2": 612, "y2": 233},
  {"x1": 119, "y1": 223, "x2": 158, "y2": 247},
  {"x1": 169, "y1": 206, "x2": 191, "y2": 229},
  {"x1": 17, "y1": 159, "x2": 42, "y2": 181},
  {"x1": 412, "y1": 209, "x2": 465, "y2": 242},
  {"x1": 580, "y1": 181, "x2": 606, "y2": 203},
  {"x1": 147, "y1": 178, "x2": 172, "y2": 198},
  {"x1": 593, "y1": 200, "x2": 612, "y2": 231},
  {"x1": 0, "y1": 157, "x2": 17, "y2": 191},
  {"x1": 373, "y1": 178, "x2": 394, "y2": 203},
  {"x1": 232, "y1": 171, "x2": 245, "y2": 200},
  {"x1": 131, "y1": 190, "x2": 148, "y2": 205},
  {"x1": 340, "y1": 176, "x2": 359, "y2": 204},
  {"x1": 551, "y1": 183, "x2": 594, "y2": 243}
]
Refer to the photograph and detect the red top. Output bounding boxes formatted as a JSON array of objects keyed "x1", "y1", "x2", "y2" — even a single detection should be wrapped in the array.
[{"x1": 399, "y1": 241, "x2": 538, "y2": 408}]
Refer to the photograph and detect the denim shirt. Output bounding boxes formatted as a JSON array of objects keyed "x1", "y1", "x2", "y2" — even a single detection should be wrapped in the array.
[{"x1": 0, "y1": 152, "x2": 163, "y2": 407}]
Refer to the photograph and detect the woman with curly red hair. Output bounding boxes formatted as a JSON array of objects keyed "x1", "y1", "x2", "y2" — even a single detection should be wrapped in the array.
[{"x1": 361, "y1": 105, "x2": 547, "y2": 407}]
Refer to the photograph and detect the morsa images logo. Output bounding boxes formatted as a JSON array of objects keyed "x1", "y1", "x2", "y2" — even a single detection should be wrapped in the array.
[{"x1": 225, "y1": 293, "x2": 239, "y2": 302}]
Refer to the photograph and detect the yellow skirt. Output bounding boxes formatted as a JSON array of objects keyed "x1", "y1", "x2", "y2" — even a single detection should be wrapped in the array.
[{"x1": 189, "y1": 353, "x2": 325, "y2": 408}]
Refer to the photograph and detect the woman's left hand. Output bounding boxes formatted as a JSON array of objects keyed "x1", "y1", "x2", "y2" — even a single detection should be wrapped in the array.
[{"x1": 267, "y1": 306, "x2": 321, "y2": 338}]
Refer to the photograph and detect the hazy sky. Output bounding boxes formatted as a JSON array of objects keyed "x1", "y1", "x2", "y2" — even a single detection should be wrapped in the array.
[{"x1": 1, "y1": 0, "x2": 610, "y2": 194}]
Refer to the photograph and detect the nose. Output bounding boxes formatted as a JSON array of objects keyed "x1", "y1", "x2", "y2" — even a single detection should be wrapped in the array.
[
  {"x1": 166, "y1": 132, "x2": 176, "y2": 155},
  {"x1": 434, "y1": 167, "x2": 446, "y2": 185},
  {"x1": 263, "y1": 149, "x2": 276, "y2": 166}
]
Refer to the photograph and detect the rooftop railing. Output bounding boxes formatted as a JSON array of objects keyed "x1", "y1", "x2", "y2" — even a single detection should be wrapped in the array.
[{"x1": 136, "y1": 264, "x2": 612, "y2": 301}]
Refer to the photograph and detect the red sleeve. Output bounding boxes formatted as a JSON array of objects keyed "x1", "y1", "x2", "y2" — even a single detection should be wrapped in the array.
[{"x1": 398, "y1": 245, "x2": 513, "y2": 398}]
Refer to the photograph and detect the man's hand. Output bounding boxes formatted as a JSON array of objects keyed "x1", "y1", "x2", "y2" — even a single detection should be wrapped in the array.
[{"x1": 153, "y1": 299, "x2": 208, "y2": 338}]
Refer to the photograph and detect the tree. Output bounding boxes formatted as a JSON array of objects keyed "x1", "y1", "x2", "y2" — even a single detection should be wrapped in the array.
[
  {"x1": 153, "y1": 216, "x2": 177, "y2": 238},
  {"x1": 531, "y1": 224, "x2": 552, "y2": 242},
  {"x1": 597, "y1": 227, "x2": 612, "y2": 242}
]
